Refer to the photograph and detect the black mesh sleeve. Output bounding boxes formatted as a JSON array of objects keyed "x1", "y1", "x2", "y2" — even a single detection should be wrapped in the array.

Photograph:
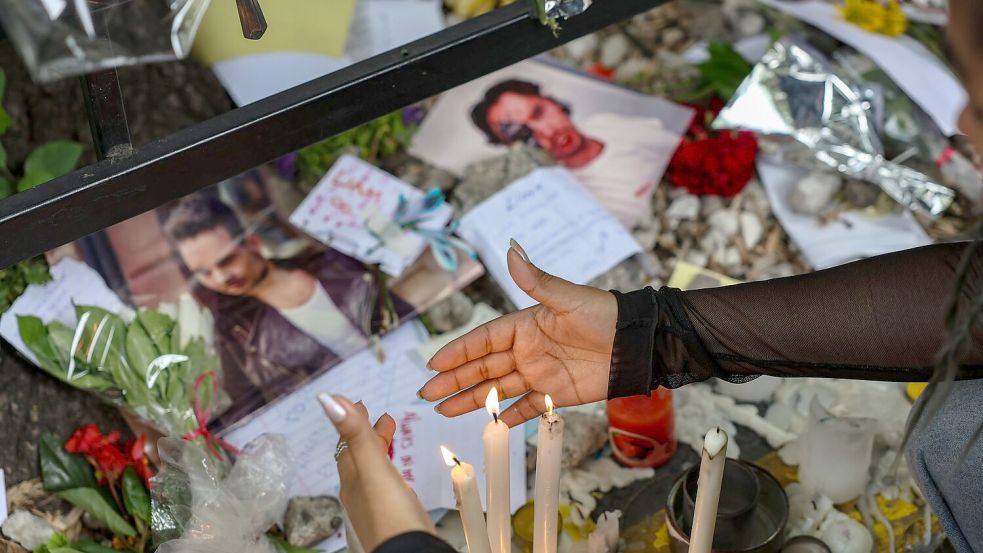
[
  {"x1": 372, "y1": 532, "x2": 457, "y2": 553},
  {"x1": 608, "y1": 242, "x2": 983, "y2": 398}
]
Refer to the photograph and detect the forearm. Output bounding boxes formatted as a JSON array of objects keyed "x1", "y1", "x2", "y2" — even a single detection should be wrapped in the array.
[
  {"x1": 373, "y1": 532, "x2": 457, "y2": 553},
  {"x1": 609, "y1": 242, "x2": 983, "y2": 398}
]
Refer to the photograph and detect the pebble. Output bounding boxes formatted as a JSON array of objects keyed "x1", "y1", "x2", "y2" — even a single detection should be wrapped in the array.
[
  {"x1": 613, "y1": 57, "x2": 652, "y2": 82},
  {"x1": 600, "y1": 34, "x2": 631, "y2": 67},
  {"x1": 700, "y1": 195, "x2": 726, "y2": 218},
  {"x1": 283, "y1": 496, "x2": 344, "y2": 548},
  {"x1": 685, "y1": 250, "x2": 709, "y2": 267},
  {"x1": 424, "y1": 291, "x2": 476, "y2": 333},
  {"x1": 707, "y1": 209, "x2": 739, "y2": 238},
  {"x1": 660, "y1": 27, "x2": 687, "y2": 48},
  {"x1": 424, "y1": 168, "x2": 458, "y2": 192},
  {"x1": 739, "y1": 212, "x2": 764, "y2": 250},
  {"x1": 787, "y1": 171, "x2": 842, "y2": 215},
  {"x1": 844, "y1": 179, "x2": 880, "y2": 209},
  {"x1": 565, "y1": 33, "x2": 599, "y2": 61},
  {"x1": 735, "y1": 12, "x2": 766, "y2": 37},
  {"x1": 0, "y1": 512, "x2": 54, "y2": 551},
  {"x1": 666, "y1": 194, "x2": 700, "y2": 220}
]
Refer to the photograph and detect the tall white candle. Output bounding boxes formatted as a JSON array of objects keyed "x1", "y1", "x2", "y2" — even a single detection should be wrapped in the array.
[
  {"x1": 484, "y1": 388, "x2": 511, "y2": 553},
  {"x1": 533, "y1": 395, "x2": 564, "y2": 553},
  {"x1": 442, "y1": 446, "x2": 492, "y2": 553},
  {"x1": 688, "y1": 427, "x2": 728, "y2": 553}
]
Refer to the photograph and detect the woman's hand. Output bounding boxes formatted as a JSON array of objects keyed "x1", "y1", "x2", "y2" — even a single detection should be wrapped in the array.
[
  {"x1": 419, "y1": 241, "x2": 618, "y2": 427},
  {"x1": 319, "y1": 394, "x2": 434, "y2": 552}
]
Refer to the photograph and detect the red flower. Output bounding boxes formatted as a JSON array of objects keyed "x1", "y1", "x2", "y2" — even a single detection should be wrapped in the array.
[
  {"x1": 64, "y1": 425, "x2": 154, "y2": 487},
  {"x1": 587, "y1": 63, "x2": 615, "y2": 81},
  {"x1": 126, "y1": 435, "x2": 154, "y2": 487}
]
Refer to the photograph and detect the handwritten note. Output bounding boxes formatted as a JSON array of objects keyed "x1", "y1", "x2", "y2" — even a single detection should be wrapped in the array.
[
  {"x1": 290, "y1": 155, "x2": 453, "y2": 277},
  {"x1": 457, "y1": 167, "x2": 642, "y2": 309},
  {"x1": 0, "y1": 258, "x2": 128, "y2": 366},
  {"x1": 221, "y1": 320, "x2": 525, "y2": 552}
]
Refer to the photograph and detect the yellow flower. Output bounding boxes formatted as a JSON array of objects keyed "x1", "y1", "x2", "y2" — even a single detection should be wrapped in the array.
[
  {"x1": 880, "y1": 0, "x2": 908, "y2": 36},
  {"x1": 839, "y1": 0, "x2": 908, "y2": 36}
]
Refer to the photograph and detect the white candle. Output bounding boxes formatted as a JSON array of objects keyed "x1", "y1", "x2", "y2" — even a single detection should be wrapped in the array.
[
  {"x1": 533, "y1": 395, "x2": 564, "y2": 553},
  {"x1": 483, "y1": 388, "x2": 511, "y2": 553},
  {"x1": 442, "y1": 446, "x2": 492, "y2": 553},
  {"x1": 688, "y1": 427, "x2": 728, "y2": 553}
]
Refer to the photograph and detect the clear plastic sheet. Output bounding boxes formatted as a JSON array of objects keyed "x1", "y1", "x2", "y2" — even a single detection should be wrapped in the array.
[
  {"x1": 712, "y1": 36, "x2": 955, "y2": 217},
  {"x1": 0, "y1": 0, "x2": 211, "y2": 82},
  {"x1": 151, "y1": 433, "x2": 291, "y2": 552}
]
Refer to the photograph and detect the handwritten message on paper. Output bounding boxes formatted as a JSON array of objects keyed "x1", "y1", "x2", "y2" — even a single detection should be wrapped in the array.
[
  {"x1": 221, "y1": 320, "x2": 525, "y2": 552},
  {"x1": 457, "y1": 167, "x2": 642, "y2": 309},
  {"x1": 290, "y1": 154, "x2": 453, "y2": 277}
]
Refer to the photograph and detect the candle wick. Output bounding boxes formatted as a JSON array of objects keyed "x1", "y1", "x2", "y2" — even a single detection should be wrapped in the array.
[
  {"x1": 453, "y1": 457, "x2": 461, "y2": 466},
  {"x1": 493, "y1": 412, "x2": 499, "y2": 424}
]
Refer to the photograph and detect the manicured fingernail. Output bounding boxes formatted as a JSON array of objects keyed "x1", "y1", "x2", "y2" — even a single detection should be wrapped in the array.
[
  {"x1": 416, "y1": 388, "x2": 426, "y2": 400},
  {"x1": 318, "y1": 392, "x2": 347, "y2": 423},
  {"x1": 434, "y1": 404, "x2": 442, "y2": 414},
  {"x1": 509, "y1": 238, "x2": 530, "y2": 263}
]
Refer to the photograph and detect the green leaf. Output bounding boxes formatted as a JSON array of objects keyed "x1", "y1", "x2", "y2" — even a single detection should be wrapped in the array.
[
  {"x1": 39, "y1": 434, "x2": 97, "y2": 492},
  {"x1": 135, "y1": 309, "x2": 175, "y2": 355},
  {"x1": 24, "y1": 141, "x2": 82, "y2": 179},
  {"x1": 17, "y1": 170, "x2": 55, "y2": 191},
  {"x1": 0, "y1": 68, "x2": 9, "y2": 136},
  {"x1": 267, "y1": 534, "x2": 321, "y2": 553},
  {"x1": 19, "y1": 315, "x2": 66, "y2": 377},
  {"x1": 124, "y1": 320, "x2": 157, "y2": 383},
  {"x1": 0, "y1": 175, "x2": 11, "y2": 200},
  {"x1": 57, "y1": 488, "x2": 136, "y2": 537},
  {"x1": 70, "y1": 540, "x2": 118, "y2": 553},
  {"x1": 0, "y1": 142, "x2": 8, "y2": 173},
  {"x1": 122, "y1": 465, "x2": 151, "y2": 524},
  {"x1": 20, "y1": 258, "x2": 52, "y2": 285}
]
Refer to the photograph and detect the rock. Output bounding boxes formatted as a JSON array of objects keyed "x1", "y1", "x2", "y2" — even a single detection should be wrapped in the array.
[
  {"x1": 0, "y1": 539, "x2": 28, "y2": 553},
  {"x1": 787, "y1": 171, "x2": 842, "y2": 215},
  {"x1": 735, "y1": 12, "x2": 765, "y2": 37},
  {"x1": 1, "y1": 512, "x2": 55, "y2": 551},
  {"x1": 599, "y1": 34, "x2": 631, "y2": 67},
  {"x1": 719, "y1": 246, "x2": 742, "y2": 269},
  {"x1": 589, "y1": 258, "x2": 648, "y2": 292},
  {"x1": 453, "y1": 144, "x2": 552, "y2": 213},
  {"x1": 700, "y1": 229, "x2": 728, "y2": 254},
  {"x1": 632, "y1": 225, "x2": 659, "y2": 251},
  {"x1": 424, "y1": 291, "x2": 475, "y2": 333},
  {"x1": 685, "y1": 250, "x2": 709, "y2": 268},
  {"x1": 564, "y1": 33, "x2": 599, "y2": 62},
  {"x1": 283, "y1": 496, "x2": 344, "y2": 548},
  {"x1": 747, "y1": 260, "x2": 795, "y2": 281},
  {"x1": 741, "y1": 179, "x2": 772, "y2": 218},
  {"x1": 660, "y1": 27, "x2": 687, "y2": 49},
  {"x1": 666, "y1": 194, "x2": 700, "y2": 220},
  {"x1": 707, "y1": 210, "x2": 739, "y2": 238},
  {"x1": 700, "y1": 195, "x2": 726, "y2": 218},
  {"x1": 844, "y1": 180, "x2": 880, "y2": 209},
  {"x1": 424, "y1": 168, "x2": 458, "y2": 193},
  {"x1": 560, "y1": 411, "x2": 610, "y2": 470},
  {"x1": 739, "y1": 212, "x2": 764, "y2": 250},
  {"x1": 613, "y1": 57, "x2": 652, "y2": 82}
]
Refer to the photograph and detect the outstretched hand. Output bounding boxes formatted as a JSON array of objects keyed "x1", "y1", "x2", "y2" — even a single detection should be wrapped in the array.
[{"x1": 419, "y1": 240, "x2": 618, "y2": 427}]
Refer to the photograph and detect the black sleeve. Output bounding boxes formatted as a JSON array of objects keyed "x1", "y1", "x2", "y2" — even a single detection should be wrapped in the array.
[
  {"x1": 372, "y1": 532, "x2": 457, "y2": 553},
  {"x1": 608, "y1": 242, "x2": 983, "y2": 398}
]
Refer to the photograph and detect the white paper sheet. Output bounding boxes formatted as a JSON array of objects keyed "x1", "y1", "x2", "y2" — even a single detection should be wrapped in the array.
[
  {"x1": 457, "y1": 167, "x2": 642, "y2": 309},
  {"x1": 221, "y1": 320, "x2": 526, "y2": 552},
  {"x1": 289, "y1": 154, "x2": 453, "y2": 277},
  {"x1": 210, "y1": 0, "x2": 444, "y2": 107},
  {"x1": 758, "y1": 0, "x2": 965, "y2": 136},
  {"x1": 0, "y1": 258, "x2": 128, "y2": 366},
  {"x1": 757, "y1": 161, "x2": 931, "y2": 270},
  {"x1": 0, "y1": 469, "x2": 7, "y2": 526}
]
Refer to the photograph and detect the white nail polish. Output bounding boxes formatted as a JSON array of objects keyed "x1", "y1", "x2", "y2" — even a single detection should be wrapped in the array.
[
  {"x1": 318, "y1": 392, "x2": 347, "y2": 422},
  {"x1": 509, "y1": 238, "x2": 530, "y2": 263}
]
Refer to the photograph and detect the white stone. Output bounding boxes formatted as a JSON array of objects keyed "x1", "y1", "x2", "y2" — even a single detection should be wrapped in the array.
[
  {"x1": 1, "y1": 511, "x2": 55, "y2": 551},
  {"x1": 739, "y1": 211, "x2": 764, "y2": 249},
  {"x1": 700, "y1": 195, "x2": 725, "y2": 218},
  {"x1": 666, "y1": 194, "x2": 700, "y2": 220},
  {"x1": 720, "y1": 246, "x2": 742, "y2": 269},
  {"x1": 599, "y1": 34, "x2": 630, "y2": 67},
  {"x1": 699, "y1": 229, "x2": 728, "y2": 254},
  {"x1": 707, "y1": 209, "x2": 739, "y2": 238},
  {"x1": 613, "y1": 57, "x2": 651, "y2": 82},
  {"x1": 787, "y1": 171, "x2": 842, "y2": 215},
  {"x1": 564, "y1": 33, "x2": 599, "y2": 61},
  {"x1": 684, "y1": 250, "x2": 709, "y2": 268},
  {"x1": 735, "y1": 12, "x2": 765, "y2": 37},
  {"x1": 819, "y1": 515, "x2": 874, "y2": 553},
  {"x1": 660, "y1": 27, "x2": 686, "y2": 48},
  {"x1": 632, "y1": 226, "x2": 659, "y2": 251}
]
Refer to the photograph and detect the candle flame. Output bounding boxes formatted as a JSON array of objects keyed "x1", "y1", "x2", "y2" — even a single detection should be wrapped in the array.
[
  {"x1": 485, "y1": 387, "x2": 500, "y2": 419},
  {"x1": 545, "y1": 394, "x2": 554, "y2": 417},
  {"x1": 440, "y1": 445, "x2": 459, "y2": 467}
]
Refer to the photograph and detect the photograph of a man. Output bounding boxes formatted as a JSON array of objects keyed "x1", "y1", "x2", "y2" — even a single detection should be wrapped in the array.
[
  {"x1": 162, "y1": 193, "x2": 412, "y2": 410},
  {"x1": 409, "y1": 60, "x2": 694, "y2": 228}
]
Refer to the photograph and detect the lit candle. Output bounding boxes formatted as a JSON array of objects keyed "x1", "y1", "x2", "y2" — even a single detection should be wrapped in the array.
[
  {"x1": 687, "y1": 427, "x2": 728, "y2": 553},
  {"x1": 483, "y1": 388, "x2": 511, "y2": 553},
  {"x1": 533, "y1": 395, "x2": 564, "y2": 553},
  {"x1": 442, "y1": 446, "x2": 492, "y2": 553}
]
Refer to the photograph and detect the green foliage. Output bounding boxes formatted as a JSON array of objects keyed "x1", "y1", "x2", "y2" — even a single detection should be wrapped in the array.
[
  {"x1": 34, "y1": 533, "x2": 82, "y2": 553},
  {"x1": 58, "y1": 488, "x2": 137, "y2": 537},
  {"x1": 0, "y1": 257, "x2": 52, "y2": 313},
  {"x1": 268, "y1": 534, "x2": 322, "y2": 553},
  {"x1": 676, "y1": 42, "x2": 754, "y2": 103},
  {"x1": 122, "y1": 466, "x2": 152, "y2": 525},
  {"x1": 296, "y1": 110, "x2": 417, "y2": 189}
]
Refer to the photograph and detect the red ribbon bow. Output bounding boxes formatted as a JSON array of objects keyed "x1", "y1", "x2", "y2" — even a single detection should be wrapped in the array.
[{"x1": 182, "y1": 371, "x2": 240, "y2": 460}]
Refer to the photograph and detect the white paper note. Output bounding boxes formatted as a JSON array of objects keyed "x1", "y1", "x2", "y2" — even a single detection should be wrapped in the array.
[
  {"x1": 290, "y1": 155, "x2": 453, "y2": 277},
  {"x1": 757, "y1": 160, "x2": 931, "y2": 269},
  {"x1": 458, "y1": 167, "x2": 642, "y2": 309},
  {"x1": 0, "y1": 468, "x2": 7, "y2": 526},
  {"x1": 221, "y1": 320, "x2": 526, "y2": 552},
  {"x1": 0, "y1": 258, "x2": 127, "y2": 366},
  {"x1": 346, "y1": 0, "x2": 444, "y2": 62},
  {"x1": 758, "y1": 0, "x2": 965, "y2": 136}
]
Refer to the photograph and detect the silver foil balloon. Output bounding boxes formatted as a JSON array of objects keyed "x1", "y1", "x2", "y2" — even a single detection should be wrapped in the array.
[
  {"x1": 544, "y1": 0, "x2": 592, "y2": 20},
  {"x1": 712, "y1": 37, "x2": 954, "y2": 217}
]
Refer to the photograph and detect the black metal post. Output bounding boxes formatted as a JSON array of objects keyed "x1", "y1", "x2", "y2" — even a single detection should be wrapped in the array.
[{"x1": 0, "y1": 0, "x2": 665, "y2": 268}]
